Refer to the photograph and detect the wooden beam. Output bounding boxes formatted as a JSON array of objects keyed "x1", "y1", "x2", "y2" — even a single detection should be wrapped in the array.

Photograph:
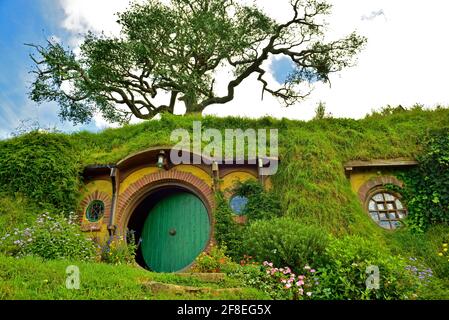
[{"x1": 344, "y1": 158, "x2": 418, "y2": 171}]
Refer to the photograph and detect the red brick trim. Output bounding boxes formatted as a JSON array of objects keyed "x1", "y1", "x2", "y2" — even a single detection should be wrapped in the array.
[
  {"x1": 116, "y1": 170, "x2": 215, "y2": 230},
  {"x1": 357, "y1": 176, "x2": 404, "y2": 204},
  {"x1": 79, "y1": 191, "x2": 112, "y2": 231}
]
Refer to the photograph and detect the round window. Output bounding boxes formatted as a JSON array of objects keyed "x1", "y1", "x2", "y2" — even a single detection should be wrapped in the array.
[
  {"x1": 229, "y1": 195, "x2": 249, "y2": 216},
  {"x1": 86, "y1": 200, "x2": 105, "y2": 222},
  {"x1": 367, "y1": 191, "x2": 407, "y2": 230}
]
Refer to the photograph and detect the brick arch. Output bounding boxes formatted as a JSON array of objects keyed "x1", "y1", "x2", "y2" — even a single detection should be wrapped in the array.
[
  {"x1": 357, "y1": 176, "x2": 404, "y2": 204},
  {"x1": 116, "y1": 170, "x2": 215, "y2": 231},
  {"x1": 79, "y1": 191, "x2": 112, "y2": 231}
]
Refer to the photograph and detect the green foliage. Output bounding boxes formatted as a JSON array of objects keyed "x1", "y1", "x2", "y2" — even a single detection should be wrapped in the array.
[
  {"x1": 0, "y1": 213, "x2": 97, "y2": 261},
  {"x1": 226, "y1": 264, "x2": 288, "y2": 300},
  {"x1": 315, "y1": 236, "x2": 420, "y2": 300},
  {"x1": 233, "y1": 179, "x2": 282, "y2": 222},
  {"x1": 387, "y1": 225, "x2": 449, "y2": 280},
  {"x1": 100, "y1": 231, "x2": 138, "y2": 265},
  {"x1": 213, "y1": 193, "x2": 245, "y2": 260},
  {"x1": 28, "y1": 0, "x2": 365, "y2": 123},
  {"x1": 242, "y1": 217, "x2": 329, "y2": 272},
  {"x1": 191, "y1": 245, "x2": 235, "y2": 273},
  {"x1": 226, "y1": 261, "x2": 319, "y2": 300},
  {"x1": 396, "y1": 129, "x2": 449, "y2": 232},
  {"x1": 2, "y1": 108, "x2": 449, "y2": 299},
  {"x1": 0, "y1": 131, "x2": 81, "y2": 213},
  {"x1": 0, "y1": 193, "x2": 39, "y2": 233}
]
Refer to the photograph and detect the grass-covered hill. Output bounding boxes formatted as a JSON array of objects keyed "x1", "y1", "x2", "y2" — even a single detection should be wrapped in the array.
[{"x1": 1, "y1": 105, "x2": 449, "y2": 300}]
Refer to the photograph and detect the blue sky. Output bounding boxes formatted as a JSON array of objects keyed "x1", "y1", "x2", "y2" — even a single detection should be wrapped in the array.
[{"x1": 0, "y1": 0, "x2": 98, "y2": 139}]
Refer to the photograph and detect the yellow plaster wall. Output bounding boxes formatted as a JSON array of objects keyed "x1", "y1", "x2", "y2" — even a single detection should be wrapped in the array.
[
  {"x1": 81, "y1": 180, "x2": 112, "y2": 238},
  {"x1": 173, "y1": 165, "x2": 213, "y2": 187},
  {"x1": 263, "y1": 176, "x2": 273, "y2": 191},
  {"x1": 83, "y1": 180, "x2": 113, "y2": 198},
  {"x1": 349, "y1": 169, "x2": 395, "y2": 193},
  {"x1": 119, "y1": 167, "x2": 160, "y2": 194},
  {"x1": 220, "y1": 171, "x2": 258, "y2": 193}
]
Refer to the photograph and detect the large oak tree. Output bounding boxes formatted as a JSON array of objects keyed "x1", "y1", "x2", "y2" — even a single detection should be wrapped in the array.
[{"x1": 28, "y1": 0, "x2": 366, "y2": 124}]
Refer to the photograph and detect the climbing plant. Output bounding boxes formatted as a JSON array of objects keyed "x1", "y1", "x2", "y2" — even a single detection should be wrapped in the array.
[
  {"x1": 396, "y1": 129, "x2": 449, "y2": 232},
  {"x1": 214, "y1": 192, "x2": 245, "y2": 260}
]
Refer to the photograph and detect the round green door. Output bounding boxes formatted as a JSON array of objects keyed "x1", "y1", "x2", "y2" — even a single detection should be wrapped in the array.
[{"x1": 141, "y1": 192, "x2": 210, "y2": 272}]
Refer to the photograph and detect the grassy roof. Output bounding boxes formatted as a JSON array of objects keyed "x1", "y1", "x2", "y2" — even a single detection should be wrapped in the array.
[{"x1": 61, "y1": 107, "x2": 449, "y2": 237}]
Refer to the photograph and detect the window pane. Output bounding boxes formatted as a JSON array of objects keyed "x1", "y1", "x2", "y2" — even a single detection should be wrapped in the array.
[
  {"x1": 379, "y1": 221, "x2": 391, "y2": 229},
  {"x1": 384, "y1": 193, "x2": 395, "y2": 201},
  {"x1": 373, "y1": 194, "x2": 384, "y2": 201}
]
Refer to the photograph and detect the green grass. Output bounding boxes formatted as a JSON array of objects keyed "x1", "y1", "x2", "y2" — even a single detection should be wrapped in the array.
[
  {"x1": 65, "y1": 106, "x2": 449, "y2": 236},
  {"x1": 0, "y1": 194, "x2": 38, "y2": 233},
  {"x1": 0, "y1": 255, "x2": 268, "y2": 300}
]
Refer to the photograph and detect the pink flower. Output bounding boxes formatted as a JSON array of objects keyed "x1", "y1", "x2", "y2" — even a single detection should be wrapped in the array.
[
  {"x1": 296, "y1": 280, "x2": 304, "y2": 286},
  {"x1": 285, "y1": 283, "x2": 292, "y2": 289},
  {"x1": 310, "y1": 269, "x2": 316, "y2": 273},
  {"x1": 263, "y1": 261, "x2": 269, "y2": 266},
  {"x1": 281, "y1": 279, "x2": 287, "y2": 284},
  {"x1": 298, "y1": 275, "x2": 304, "y2": 280}
]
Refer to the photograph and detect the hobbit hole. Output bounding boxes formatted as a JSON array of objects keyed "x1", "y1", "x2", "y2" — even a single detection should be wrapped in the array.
[
  {"x1": 80, "y1": 150, "x2": 419, "y2": 272},
  {"x1": 80, "y1": 147, "x2": 273, "y2": 272},
  {"x1": 344, "y1": 158, "x2": 418, "y2": 230}
]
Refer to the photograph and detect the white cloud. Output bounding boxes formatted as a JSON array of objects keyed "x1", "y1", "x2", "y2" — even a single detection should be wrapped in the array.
[{"x1": 56, "y1": 0, "x2": 449, "y2": 126}]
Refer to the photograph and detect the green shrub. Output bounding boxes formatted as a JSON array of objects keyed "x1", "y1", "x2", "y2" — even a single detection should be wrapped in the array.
[
  {"x1": 214, "y1": 193, "x2": 245, "y2": 260},
  {"x1": 397, "y1": 129, "x2": 449, "y2": 232},
  {"x1": 226, "y1": 261, "x2": 320, "y2": 300},
  {"x1": 234, "y1": 180, "x2": 281, "y2": 222},
  {"x1": 0, "y1": 212, "x2": 97, "y2": 261},
  {"x1": 387, "y1": 225, "x2": 449, "y2": 280},
  {"x1": 99, "y1": 231, "x2": 137, "y2": 265},
  {"x1": 191, "y1": 245, "x2": 235, "y2": 273},
  {"x1": 226, "y1": 264, "x2": 290, "y2": 300},
  {"x1": 0, "y1": 131, "x2": 81, "y2": 213},
  {"x1": 0, "y1": 193, "x2": 38, "y2": 233},
  {"x1": 315, "y1": 236, "x2": 420, "y2": 300},
  {"x1": 242, "y1": 217, "x2": 329, "y2": 271}
]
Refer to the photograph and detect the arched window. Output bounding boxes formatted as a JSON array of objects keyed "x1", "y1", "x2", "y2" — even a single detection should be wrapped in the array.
[
  {"x1": 367, "y1": 191, "x2": 407, "y2": 230},
  {"x1": 86, "y1": 200, "x2": 105, "y2": 222}
]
